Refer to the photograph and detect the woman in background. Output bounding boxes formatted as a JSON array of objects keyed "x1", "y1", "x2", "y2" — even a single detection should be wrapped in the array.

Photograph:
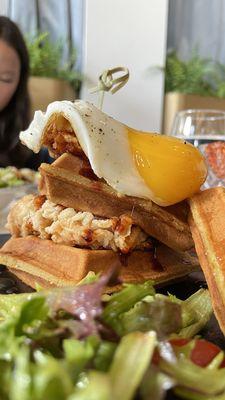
[{"x1": 0, "y1": 16, "x2": 48, "y2": 169}]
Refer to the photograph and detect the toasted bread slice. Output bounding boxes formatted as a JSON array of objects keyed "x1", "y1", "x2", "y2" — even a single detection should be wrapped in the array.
[
  {"x1": 39, "y1": 154, "x2": 193, "y2": 252},
  {"x1": 189, "y1": 187, "x2": 225, "y2": 334},
  {"x1": 0, "y1": 236, "x2": 199, "y2": 291}
]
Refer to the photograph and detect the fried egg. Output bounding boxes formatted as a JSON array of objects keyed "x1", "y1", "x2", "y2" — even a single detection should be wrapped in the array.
[{"x1": 20, "y1": 100, "x2": 207, "y2": 206}]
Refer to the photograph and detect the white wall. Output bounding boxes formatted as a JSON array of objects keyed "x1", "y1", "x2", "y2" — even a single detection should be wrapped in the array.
[
  {"x1": 0, "y1": 0, "x2": 9, "y2": 14},
  {"x1": 81, "y1": 0, "x2": 168, "y2": 132}
]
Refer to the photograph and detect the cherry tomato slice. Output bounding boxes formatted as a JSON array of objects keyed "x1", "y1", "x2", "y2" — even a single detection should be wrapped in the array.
[
  {"x1": 191, "y1": 339, "x2": 225, "y2": 368},
  {"x1": 153, "y1": 338, "x2": 225, "y2": 368}
]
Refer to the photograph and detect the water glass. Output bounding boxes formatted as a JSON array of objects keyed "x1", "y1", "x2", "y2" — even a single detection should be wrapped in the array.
[{"x1": 171, "y1": 109, "x2": 225, "y2": 188}]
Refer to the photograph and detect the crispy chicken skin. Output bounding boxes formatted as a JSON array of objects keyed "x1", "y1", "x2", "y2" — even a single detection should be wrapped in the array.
[
  {"x1": 43, "y1": 115, "x2": 84, "y2": 158},
  {"x1": 7, "y1": 195, "x2": 151, "y2": 254}
]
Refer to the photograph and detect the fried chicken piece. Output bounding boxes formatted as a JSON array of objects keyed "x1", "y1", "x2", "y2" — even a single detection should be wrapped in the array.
[{"x1": 6, "y1": 194, "x2": 151, "y2": 254}]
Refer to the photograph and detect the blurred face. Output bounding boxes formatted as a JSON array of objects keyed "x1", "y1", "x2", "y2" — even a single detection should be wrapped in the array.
[{"x1": 0, "y1": 39, "x2": 21, "y2": 111}]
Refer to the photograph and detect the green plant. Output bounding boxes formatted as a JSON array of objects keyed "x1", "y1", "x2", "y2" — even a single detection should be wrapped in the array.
[
  {"x1": 26, "y1": 32, "x2": 82, "y2": 90},
  {"x1": 165, "y1": 51, "x2": 225, "y2": 99}
]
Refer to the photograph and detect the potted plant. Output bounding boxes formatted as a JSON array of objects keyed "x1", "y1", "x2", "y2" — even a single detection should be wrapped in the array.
[
  {"x1": 163, "y1": 52, "x2": 225, "y2": 134},
  {"x1": 26, "y1": 32, "x2": 82, "y2": 116}
]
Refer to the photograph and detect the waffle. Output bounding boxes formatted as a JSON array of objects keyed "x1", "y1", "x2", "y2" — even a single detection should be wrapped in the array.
[
  {"x1": 0, "y1": 236, "x2": 199, "y2": 292},
  {"x1": 39, "y1": 153, "x2": 193, "y2": 252},
  {"x1": 3, "y1": 100, "x2": 201, "y2": 292},
  {"x1": 189, "y1": 187, "x2": 225, "y2": 334}
]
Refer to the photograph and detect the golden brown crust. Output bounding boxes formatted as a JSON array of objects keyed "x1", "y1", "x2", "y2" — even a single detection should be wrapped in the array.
[
  {"x1": 39, "y1": 154, "x2": 193, "y2": 252},
  {"x1": 0, "y1": 236, "x2": 198, "y2": 290},
  {"x1": 189, "y1": 187, "x2": 225, "y2": 334}
]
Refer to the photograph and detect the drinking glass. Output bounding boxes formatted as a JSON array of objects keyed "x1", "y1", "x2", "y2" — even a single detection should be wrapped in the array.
[{"x1": 171, "y1": 109, "x2": 225, "y2": 188}]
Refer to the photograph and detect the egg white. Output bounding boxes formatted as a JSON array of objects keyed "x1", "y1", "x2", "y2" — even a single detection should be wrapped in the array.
[{"x1": 20, "y1": 100, "x2": 154, "y2": 200}]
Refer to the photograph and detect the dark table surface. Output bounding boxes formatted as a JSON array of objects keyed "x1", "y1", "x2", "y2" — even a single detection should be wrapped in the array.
[
  {"x1": 0, "y1": 234, "x2": 10, "y2": 246},
  {"x1": 0, "y1": 234, "x2": 224, "y2": 400}
]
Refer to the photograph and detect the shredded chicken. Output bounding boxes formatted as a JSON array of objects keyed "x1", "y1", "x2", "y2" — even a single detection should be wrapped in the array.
[{"x1": 7, "y1": 195, "x2": 151, "y2": 254}]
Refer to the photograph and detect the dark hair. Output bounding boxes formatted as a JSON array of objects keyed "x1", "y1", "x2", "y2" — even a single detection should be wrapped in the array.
[{"x1": 0, "y1": 16, "x2": 30, "y2": 154}]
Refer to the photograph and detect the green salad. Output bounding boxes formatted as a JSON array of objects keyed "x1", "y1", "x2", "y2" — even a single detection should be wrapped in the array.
[
  {"x1": 0, "y1": 167, "x2": 39, "y2": 188},
  {"x1": 0, "y1": 272, "x2": 223, "y2": 400}
]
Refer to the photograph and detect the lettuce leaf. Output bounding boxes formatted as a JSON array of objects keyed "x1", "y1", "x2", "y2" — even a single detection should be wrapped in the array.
[
  {"x1": 109, "y1": 331, "x2": 156, "y2": 400},
  {"x1": 118, "y1": 298, "x2": 182, "y2": 338},
  {"x1": 0, "y1": 275, "x2": 215, "y2": 400}
]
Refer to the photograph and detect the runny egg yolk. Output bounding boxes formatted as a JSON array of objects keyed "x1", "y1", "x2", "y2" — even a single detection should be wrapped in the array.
[{"x1": 128, "y1": 130, "x2": 207, "y2": 206}]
